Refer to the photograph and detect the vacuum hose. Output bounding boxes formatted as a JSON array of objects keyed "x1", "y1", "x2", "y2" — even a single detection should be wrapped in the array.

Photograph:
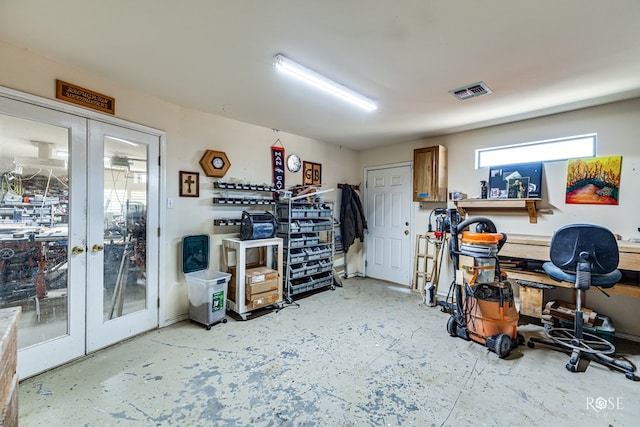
[{"x1": 457, "y1": 216, "x2": 497, "y2": 234}]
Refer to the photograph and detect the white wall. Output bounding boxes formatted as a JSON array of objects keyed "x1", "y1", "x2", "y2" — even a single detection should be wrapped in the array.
[
  {"x1": 4, "y1": 38, "x2": 640, "y2": 338},
  {"x1": 360, "y1": 98, "x2": 640, "y2": 337},
  {"x1": 0, "y1": 41, "x2": 360, "y2": 324},
  {"x1": 444, "y1": 99, "x2": 640, "y2": 239}
]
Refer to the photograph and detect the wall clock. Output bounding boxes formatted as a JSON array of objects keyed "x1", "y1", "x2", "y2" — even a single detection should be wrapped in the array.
[
  {"x1": 287, "y1": 154, "x2": 301, "y2": 172},
  {"x1": 199, "y1": 150, "x2": 231, "y2": 177}
]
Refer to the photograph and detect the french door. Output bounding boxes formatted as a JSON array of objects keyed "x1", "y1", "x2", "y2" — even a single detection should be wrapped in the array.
[
  {"x1": 86, "y1": 121, "x2": 159, "y2": 352},
  {"x1": 0, "y1": 94, "x2": 159, "y2": 379},
  {"x1": 364, "y1": 165, "x2": 413, "y2": 285}
]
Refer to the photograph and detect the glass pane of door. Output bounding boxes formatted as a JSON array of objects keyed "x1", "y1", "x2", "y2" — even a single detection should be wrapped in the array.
[
  {"x1": 0, "y1": 95, "x2": 87, "y2": 379},
  {"x1": 103, "y1": 135, "x2": 148, "y2": 320},
  {"x1": 0, "y1": 116, "x2": 70, "y2": 344},
  {"x1": 86, "y1": 121, "x2": 158, "y2": 352}
]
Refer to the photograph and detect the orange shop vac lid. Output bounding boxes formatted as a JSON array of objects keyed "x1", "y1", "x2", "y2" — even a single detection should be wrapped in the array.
[{"x1": 461, "y1": 231, "x2": 503, "y2": 244}]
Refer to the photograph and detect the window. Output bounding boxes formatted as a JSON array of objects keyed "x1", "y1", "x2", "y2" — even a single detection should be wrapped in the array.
[{"x1": 476, "y1": 134, "x2": 596, "y2": 168}]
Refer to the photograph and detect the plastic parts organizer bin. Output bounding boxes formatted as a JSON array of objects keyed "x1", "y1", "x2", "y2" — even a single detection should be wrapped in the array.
[{"x1": 182, "y1": 234, "x2": 231, "y2": 330}]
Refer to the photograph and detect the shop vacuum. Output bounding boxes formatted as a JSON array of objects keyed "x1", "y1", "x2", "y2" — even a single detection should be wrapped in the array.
[{"x1": 442, "y1": 209, "x2": 523, "y2": 358}]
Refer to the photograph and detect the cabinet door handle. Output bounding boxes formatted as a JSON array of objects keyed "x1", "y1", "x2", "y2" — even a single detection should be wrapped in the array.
[
  {"x1": 71, "y1": 246, "x2": 84, "y2": 255},
  {"x1": 92, "y1": 244, "x2": 104, "y2": 252},
  {"x1": 404, "y1": 230, "x2": 409, "y2": 235}
]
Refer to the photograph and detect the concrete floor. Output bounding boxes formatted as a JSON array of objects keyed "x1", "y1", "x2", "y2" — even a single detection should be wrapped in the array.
[{"x1": 18, "y1": 277, "x2": 640, "y2": 426}]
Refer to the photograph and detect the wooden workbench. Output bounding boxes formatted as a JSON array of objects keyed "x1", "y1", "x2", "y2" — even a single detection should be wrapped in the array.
[{"x1": 499, "y1": 234, "x2": 640, "y2": 317}]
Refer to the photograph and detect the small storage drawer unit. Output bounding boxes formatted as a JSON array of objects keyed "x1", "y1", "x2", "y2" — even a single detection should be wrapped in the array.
[{"x1": 277, "y1": 199, "x2": 335, "y2": 300}]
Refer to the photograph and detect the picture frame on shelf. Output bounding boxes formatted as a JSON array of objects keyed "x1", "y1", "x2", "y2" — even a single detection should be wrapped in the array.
[
  {"x1": 507, "y1": 176, "x2": 529, "y2": 199},
  {"x1": 489, "y1": 162, "x2": 543, "y2": 199},
  {"x1": 179, "y1": 171, "x2": 200, "y2": 197}
]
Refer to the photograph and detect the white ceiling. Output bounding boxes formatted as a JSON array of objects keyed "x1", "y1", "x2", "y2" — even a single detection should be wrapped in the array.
[{"x1": 2, "y1": 0, "x2": 640, "y2": 151}]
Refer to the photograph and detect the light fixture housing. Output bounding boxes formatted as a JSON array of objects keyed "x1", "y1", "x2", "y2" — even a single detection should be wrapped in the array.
[{"x1": 274, "y1": 53, "x2": 377, "y2": 112}]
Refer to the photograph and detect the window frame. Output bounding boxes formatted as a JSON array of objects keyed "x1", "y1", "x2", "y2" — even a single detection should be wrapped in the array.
[{"x1": 475, "y1": 133, "x2": 597, "y2": 169}]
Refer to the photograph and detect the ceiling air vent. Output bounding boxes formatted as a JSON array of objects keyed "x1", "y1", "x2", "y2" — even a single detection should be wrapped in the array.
[{"x1": 449, "y1": 81, "x2": 493, "y2": 100}]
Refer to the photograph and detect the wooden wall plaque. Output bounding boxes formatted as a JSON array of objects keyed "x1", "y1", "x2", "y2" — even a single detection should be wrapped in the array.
[
  {"x1": 56, "y1": 80, "x2": 115, "y2": 114},
  {"x1": 303, "y1": 161, "x2": 321, "y2": 185}
]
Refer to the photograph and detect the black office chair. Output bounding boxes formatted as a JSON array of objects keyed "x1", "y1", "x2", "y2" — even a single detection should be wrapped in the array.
[{"x1": 527, "y1": 224, "x2": 637, "y2": 380}]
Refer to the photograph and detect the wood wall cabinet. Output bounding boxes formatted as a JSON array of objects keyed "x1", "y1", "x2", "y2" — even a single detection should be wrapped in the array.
[{"x1": 413, "y1": 145, "x2": 447, "y2": 202}]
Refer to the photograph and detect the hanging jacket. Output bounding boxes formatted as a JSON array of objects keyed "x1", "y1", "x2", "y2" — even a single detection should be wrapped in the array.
[{"x1": 340, "y1": 184, "x2": 367, "y2": 253}]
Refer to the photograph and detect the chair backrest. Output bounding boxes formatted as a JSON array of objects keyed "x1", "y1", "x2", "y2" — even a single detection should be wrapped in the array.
[{"x1": 549, "y1": 224, "x2": 619, "y2": 274}]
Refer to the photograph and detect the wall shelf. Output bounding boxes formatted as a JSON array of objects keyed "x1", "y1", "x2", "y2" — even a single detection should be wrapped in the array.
[
  {"x1": 212, "y1": 181, "x2": 276, "y2": 233},
  {"x1": 453, "y1": 198, "x2": 542, "y2": 223}
]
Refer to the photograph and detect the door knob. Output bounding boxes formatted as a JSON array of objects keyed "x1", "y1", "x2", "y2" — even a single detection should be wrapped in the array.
[
  {"x1": 71, "y1": 246, "x2": 84, "y2": 255},
  {"x1": 92, "y1": 244, "x2": 104, "y2": 252}
]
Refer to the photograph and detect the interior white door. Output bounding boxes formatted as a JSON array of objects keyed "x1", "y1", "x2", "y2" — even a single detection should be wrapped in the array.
[
  {"x1": 86, "y1": 121, "x2": 159, "y2": 352},
  {"x1": 1, "y1": 95, "x2": 87, "y2": 379},
  {"x1": 364, "y1": 165, "x2": 412, "y2": 285}
]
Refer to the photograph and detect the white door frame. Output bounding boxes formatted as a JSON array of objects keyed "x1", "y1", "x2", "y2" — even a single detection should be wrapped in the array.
[
  {"x1": 1, "y1": 85, "x2": 167, "y2": 378},
  {"x1": 362, "y1": 162, "x2": 414, "y2": 283}
]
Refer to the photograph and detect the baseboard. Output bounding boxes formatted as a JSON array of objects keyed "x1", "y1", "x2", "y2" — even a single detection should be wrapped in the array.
[{"x1": 161, "y1": 314, "x2": 189, "y2": 327}]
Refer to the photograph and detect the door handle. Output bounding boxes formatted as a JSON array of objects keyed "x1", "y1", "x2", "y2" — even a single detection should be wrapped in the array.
[
  {"x1": 92, "y1": 244, "x2": 104, "y2": 252},
  {"x1": 71, "y1": 246, "x2": 84, "y2": 255}
]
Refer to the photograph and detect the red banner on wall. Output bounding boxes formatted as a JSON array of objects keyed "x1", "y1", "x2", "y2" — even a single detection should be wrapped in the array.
[{"x1": 271, "y1": 145, "x2": 285, "y2": 193}]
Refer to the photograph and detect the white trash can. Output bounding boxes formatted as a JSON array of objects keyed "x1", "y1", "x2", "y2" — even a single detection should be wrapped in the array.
[{"x1": 182, "y1": 235, "x2": 231, "y2": 330}]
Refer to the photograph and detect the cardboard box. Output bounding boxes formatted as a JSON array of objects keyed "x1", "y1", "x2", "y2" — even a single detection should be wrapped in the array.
[
  {"x1": 245, "y1": 266, "x2": 278, "y2": 284},
  {"x1": 519, "y1": 285, "x2": 543, "y2": 318},
  {"x1": 227, "y1": 263, "x2": 264, "y2": 302},
  {"x1": 227, "y1": 280, "x2": 237, "y2": 303},
  {"x1": 246, "y1": 278, "x2": 279, "y2": 300},
  {"x1": 245, "y1": 290, "x2": 280, "y2": 310},
  {"x1": 227, "y1": 266, "x2": 238, "y2": 302}
]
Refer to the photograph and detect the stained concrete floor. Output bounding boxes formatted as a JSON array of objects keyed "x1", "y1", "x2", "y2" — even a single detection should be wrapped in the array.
[{"x1": 18, "y1": 277, "x2": 640, "y2": 426}]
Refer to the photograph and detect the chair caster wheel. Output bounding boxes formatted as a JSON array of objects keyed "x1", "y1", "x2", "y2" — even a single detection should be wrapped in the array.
[
  {"x1": 625, "y1": 372, "x2": 636, "y2": 381},
  {"x1": 206, "y1": 325, "x2": 212, "y2": 331},
  {"x1": 566, "y1": 363, "x2": 577, "y2": 373},
  {"x1": 527, "y1": 341, "x2": 535, "y2": 348},
  {"x1": 222, "y1": 318, "x2": 228, "y2": 324}
]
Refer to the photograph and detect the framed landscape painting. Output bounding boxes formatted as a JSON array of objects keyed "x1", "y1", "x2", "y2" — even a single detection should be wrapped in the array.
[{"x1": 565, "y1": 156, "x2": 621, "y2": 205}]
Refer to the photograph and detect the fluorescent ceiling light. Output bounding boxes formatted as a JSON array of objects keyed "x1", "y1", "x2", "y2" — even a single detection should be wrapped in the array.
[{"x1": 274, "y1": 54, "x2": 377, "y2": 112}]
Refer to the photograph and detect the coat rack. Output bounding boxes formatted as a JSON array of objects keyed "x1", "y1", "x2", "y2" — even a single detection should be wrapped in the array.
[{"x1": 337, "y1": 183, "x2": 360, "y2": 191}]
